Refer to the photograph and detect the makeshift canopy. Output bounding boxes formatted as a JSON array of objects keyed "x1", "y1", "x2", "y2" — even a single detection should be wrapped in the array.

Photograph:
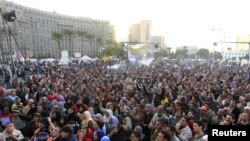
[
  {"x1": 58, "y1": 58, "x2": 70, "y2": 65},
  {"x1": 39, "y1": 58, "x2": 56, "y2": 63},
  {"x1": 79, "y1": 55, "x2": 97, "y2": 62}
]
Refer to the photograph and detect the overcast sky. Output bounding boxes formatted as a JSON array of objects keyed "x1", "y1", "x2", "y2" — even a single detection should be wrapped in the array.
[{"x1": 7, "y1": 0, "x2": 250, "y2": 50}]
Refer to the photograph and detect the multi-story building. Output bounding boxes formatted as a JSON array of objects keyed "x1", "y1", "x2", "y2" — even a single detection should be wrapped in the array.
[
  {"x1": 151, "y1": 36, "x2": 165, "y2": 48},
  {"x1": 0, "y1": 0, "x2": 115, "y2": 60},
  {"x1": 140, "y1": 20, "x2": 151, "y2": 43},
  {"x1": 222, "y1": 50, "x2": 248, "y2": 60},
  {"x1": 237, "y1": 34, "x2": 250, "y2": 51},
  {"x1": 129, "y1": 20, "x2": 151, "y2": 43},
  {"x1": 129, "y1": 23, "x2": 140, "y2": 42}
]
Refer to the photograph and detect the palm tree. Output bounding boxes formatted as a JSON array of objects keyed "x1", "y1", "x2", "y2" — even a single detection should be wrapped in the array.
[
  {"x1": 85, "y1": 33, "x2": 94, "y2": 56},
  {"x1": 51, "y1": 31, "x2": 63, "y2": 58},
  {"x1": 96, "y1": 37, "x2": 102, "y2": 46},
  {"x1": 0, "y1": 28, "x2": 6, "y2": 62},
  {"x1": 63, "y1": 29, "x2": 74, "y2": 57},
  {"x1": 77, "y1": 30, "x2": 88, "y2": 56},
  {"x1": 96, "y1": 37, "x2": 103, "y2": 56}
]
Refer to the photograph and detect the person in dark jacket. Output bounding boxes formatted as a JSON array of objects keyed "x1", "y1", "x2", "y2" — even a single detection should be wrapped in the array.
[
  {"x1": 66, "y1": 107, "x2": 81, "y2": 125},
  {"x1": 143, "y1": 85, "x2": 165, "y2": 107},
  {"x1": 55, "y1": 125, "x2": 78, "y2": 141}
]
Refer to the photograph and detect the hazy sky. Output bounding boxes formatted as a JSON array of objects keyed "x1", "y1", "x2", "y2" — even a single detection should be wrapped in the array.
[{"x1": 7, "y1": 0, "x2": 250, "y2": 50}]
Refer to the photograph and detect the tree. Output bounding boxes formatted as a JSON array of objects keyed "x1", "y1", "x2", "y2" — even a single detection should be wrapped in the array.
[
  {"x1": 85, "y1": 33, "x2": 95, "y2": 56},
  {"x1": 197, "y1": 48, "x2": 210, "y2": 59},
  {"x1": 154, "y1": 48, "x2": 168, "y2": 59},
  {"x1": 102, "y1": 41, "x2": 124, "y2": 58},
  {"x1": 51, "y1": 31, "x2": 63, "y2": 58},
  {"x1": 0, "y1": 28, "x2": 5, "y2": 62},
  {"x1": 77, "y1": 30, "x2": 88, "y2": 55},
  {"x1": 96, "y1": 37, "x2": 103, "y2": 56},
  {"x1": 213, "y1": 51, "x2": 223, "y2": 60},
  {"x1": 63, "y1": 29, "x2": 74, "y2": 57},
  {"x1": 175, "y1": 47, "x2": 188, "y2": 59},
  {"x1": 96, "y1": 37, "x2": 102, "y2": 47}
]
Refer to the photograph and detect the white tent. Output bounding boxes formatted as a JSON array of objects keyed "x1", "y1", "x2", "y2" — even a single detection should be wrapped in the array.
[
  {"x1": 27, "y1": 58, "x2": 38, "y2": 63},
  {"x1": 58, "y1": 58, "x2": 70, "y2": 65},
  {"x1": 80, "y1": 55, "x2": 95, "y2": 62},
  {"x1": 39, "y1": 58, "x2": 56, "y2": 63}
]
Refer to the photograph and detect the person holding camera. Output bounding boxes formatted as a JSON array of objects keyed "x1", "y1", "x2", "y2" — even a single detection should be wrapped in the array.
[{"x1": 0, "y1": 122, "x2": 24, "y2": 141}]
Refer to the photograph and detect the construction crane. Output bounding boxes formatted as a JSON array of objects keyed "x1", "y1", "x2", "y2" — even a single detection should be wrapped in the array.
[{"x1": 214, "y1": 41, "x2": 250, "y2": 63}]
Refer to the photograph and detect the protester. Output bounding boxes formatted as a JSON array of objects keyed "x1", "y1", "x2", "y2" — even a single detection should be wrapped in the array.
[
  {"x1": 0, "y1": 59, "x2": 249, "y2": 141},
  {"x1": 0, "y1": 122, "x2": 24, "y2": 141}
]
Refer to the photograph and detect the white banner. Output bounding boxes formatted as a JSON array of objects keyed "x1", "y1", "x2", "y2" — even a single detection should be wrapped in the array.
[
  {"x1": 128, "y1": 44, "x2": 154, "y2": 66},
  {"x1": 61, "y1": 51, "x2": 68, "y2": 59}
]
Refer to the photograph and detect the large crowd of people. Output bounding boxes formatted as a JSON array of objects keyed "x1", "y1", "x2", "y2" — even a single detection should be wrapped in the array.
[{"x1": 0, "y1": 59, "x2": 249, "y2": 141}]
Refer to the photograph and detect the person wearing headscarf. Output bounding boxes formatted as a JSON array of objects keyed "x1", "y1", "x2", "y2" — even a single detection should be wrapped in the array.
[
  {"x1": 64, "y1": 97, "x2": 73, "y2": 110},
  {"x1": 111, "y1": 117, "x2": 132, "y2": 141},
  {"x1": 106, "y1": 116, "x2": 119, "y2": 137},
  {"x1": 27, "y1": 102, "x2": 37, "y2": 117},
  {"x1": 66, "y1": 107, "x2": 81, "y2": 125},
  {"x1": 99, "y1": 101, "x2": 114, "y2": 117},
  {"x1": 93, "y1": 114, "x2": 105, "y2": 132},
  {"x1": 82, "y1": 111, "x2": 94, "y2": 129},
  {"x1": 93, "y1": 130, "x2": 105, "y2": 141},
  {"x1": 122, "y1": 117, "x2": 132, "y2": 141}
]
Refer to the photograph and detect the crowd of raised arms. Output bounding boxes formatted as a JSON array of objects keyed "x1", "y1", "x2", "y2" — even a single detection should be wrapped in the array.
[{"x1": 0, "y1": 59, "x2": 249, "y2": 141}]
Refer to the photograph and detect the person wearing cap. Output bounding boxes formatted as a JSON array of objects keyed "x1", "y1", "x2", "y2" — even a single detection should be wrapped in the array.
[
  {"x1": 11, "y1": 97, "x2": 23, "y2": 111},
  {"x1": 0, "y1": 122, "x2": 24, "y2": 141},
  {"x1": 199, "y1": 106, "x2": 209, "y2": 121},
  {"x1": 203, "y1": 104, "x2": 215, "y2": 122}
]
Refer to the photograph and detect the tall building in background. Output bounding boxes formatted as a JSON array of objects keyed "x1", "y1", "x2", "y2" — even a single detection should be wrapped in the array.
[
  {"x1": 140, "y1": 20, "x2": 151, "y2": 43},
  {"x1": 237, "y1": 34, "x2": 250, "y2": 51},
  {"x1": 129, "y1": 23, "x2": 140, "y2": 42},
  {"x1": 129, "y1": 20, "x2": 152, "y2": 43},
  {"x1": 0, "y1": 0, "x2": 115, "y2": 60},
  {"x1": 151, "y1": 36, "x2": 165, "y2": 48}
]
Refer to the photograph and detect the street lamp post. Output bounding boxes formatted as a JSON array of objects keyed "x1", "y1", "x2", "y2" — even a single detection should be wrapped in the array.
[{"x1": 248, "y1": 43, "x2": 250, "y2": 64}]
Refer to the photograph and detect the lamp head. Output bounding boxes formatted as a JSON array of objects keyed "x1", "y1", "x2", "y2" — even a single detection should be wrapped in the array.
[{"x1": 3, "y1": 10, "x2": 16, "y2": 22}]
